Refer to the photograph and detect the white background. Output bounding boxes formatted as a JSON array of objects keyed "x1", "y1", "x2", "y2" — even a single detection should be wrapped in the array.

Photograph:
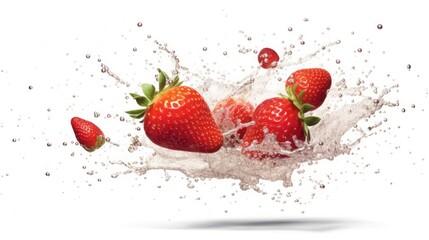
[{"x1": 1, "y1": 0, "x2": 428, "y2": 239}]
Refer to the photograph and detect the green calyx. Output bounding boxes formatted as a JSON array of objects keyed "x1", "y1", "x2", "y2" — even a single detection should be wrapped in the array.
[
  {"x1": 126, "y1": 68, "x2": 183, "y2": 121},
  {"x1": 280, "y1": 82, "x2": 321, "y2": 143}
]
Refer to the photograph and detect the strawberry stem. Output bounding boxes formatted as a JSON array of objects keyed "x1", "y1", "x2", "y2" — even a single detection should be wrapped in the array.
[
  {"x1": 126, "y1": 68, "x2": 183, "y2": 121},
  {"x1": 281, "y1": 82, "x2": 321, "y2": 143}
]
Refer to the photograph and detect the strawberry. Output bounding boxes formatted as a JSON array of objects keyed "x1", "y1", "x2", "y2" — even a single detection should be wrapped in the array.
[
  {"x1": 285, "y1": 68, "x2": 332, "y2": 110},
  {"x1": 212, "y1": 97, "x2": 254, "y2": 146},
  {"x1": 126, "y1": 69, "x2": 223, "y2": 153},
  {"x1": 241, "y1": 84, "x2": 320, "y2": 160},
  {"x1": 71, "y1": 117, "x2": 105, "y2": 152},
  {"x1": 258, "y1": 47, "x2": 280, "y2": 69}
]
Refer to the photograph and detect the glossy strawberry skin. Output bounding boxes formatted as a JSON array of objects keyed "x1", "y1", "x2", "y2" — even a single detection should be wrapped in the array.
[
  {"x1": 212, "y1": 97, "x2": 254, "y2": 146},
  {"x1": 258, "y1": 48, "x2": 280, "y2": 69},
  {"x1": 71, "y1": 117, "x2": 105, "y2": 152},
  {"x1": 240, "y1": 97, "x2": 305, "y2": 159},
  {"x1": 144, "y1": 86, "x2": 223, "y2": 153},
  {"x1": 285, "y1": 68, "x2": 332, "y2": 110}
]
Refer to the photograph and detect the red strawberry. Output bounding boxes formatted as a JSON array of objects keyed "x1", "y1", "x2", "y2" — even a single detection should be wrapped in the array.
[
  {"x1": 212, "y1": 97, "x2": 254, "y2": 146},
  {"x1": 241, "y1": 85, "x2": 321, "y2": 160},
  {"x1": 71, "y1": 117, "x2": 105, "y2": 152},
  {"x1": 126, "y1": 69, "x2": 223, "y2": 153},
  {"x1": 285, "y1": 68, "x2": 332, "y2": 110},
  {"x1": 258, "y1": 47, "x2": 280, "y2": 69}
]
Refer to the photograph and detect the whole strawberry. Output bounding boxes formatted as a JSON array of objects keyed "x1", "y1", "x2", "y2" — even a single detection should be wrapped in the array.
[
  {"x1": 212, "y1": 97, "x2": 254, "y2": 146},
  {"x1": 241, "y1": 84, "x2": 320, "y2": 160},
  {"x1": 71, "y1": 117, "x2": 105, "y2": 152},
  {"x1": 258, "y1": 47, "x2": 280, "y2": 69},
  {"x1": 285, "y1": 68, "x2": 332, "y2": 110},
  {"x1": 126, "y1": 69, "x2": 223, "y2": 153}
]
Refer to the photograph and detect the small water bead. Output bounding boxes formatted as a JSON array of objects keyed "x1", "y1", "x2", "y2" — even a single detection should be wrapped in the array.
[
  {"x1": 300, "y1": 40, "x2": 305, "y2": 45},
  {"x1": 28, "y1": 85, "x2": 33, "y2": 90},
  {"x1": 47, "y1": 142, "x2": 52, "y2": 147},
  {"x1": 303, "y1": 18, "x2": 309, "y2": 22},
  {"x1": 336, "y1": 59, "x2": 341, "y2": 64},
  {"x1": 97, "y1": 58, "x2": 101, "y2": 62},
  {"x1": 132, "y1": 47, "x2": 137, "y2": 52},
  {"x1": 377, "y1": 24, "x2": 383, "y2": 29},
  {"x1": 411, "y1": 104, "x2": 415, "y2": 108},
  {"x1": 119, "y1": 116, "x2": 125, "y2": 122},
  {"x1": 97, "y1": 178, "x2": 102, "y2": 182},
  {"x1": 406, "y1": 64, "x2": 411, "y2": 70},
  {"x1": 223, "y1": 51, "x2": 228, "y2": 56},
  {"x1": 106, "y1": 137, "x2": 111, "y2": 142},
  {"x1": 202, "y1": 47, "x2": 207, "y2": 51},
  {"x1": 319, "y1": 184, "x2": 325, "y2": 189},
  {"x1": 45, "y1": 172, "x2": 50, "y2": 177},
  {"x1": 87, "y1": 170, "x2": 94, "y2": 175},
  {"x1": 85, "y1": 54, "x2": 91, "y2": 59},
  {"x1": 137, "y1": 22, "x2": 143, "y2": 27},
  {"x1": 94, "y1": 112, "x2": 100, "y2": 118},
  {"x1": 107, "y1": 114, "x2": 112, "y2": 118},
  {"x1": 101, "y1": 67, "x2": 107, "y2": 73},
  {"x1": 357, "y1": 48, "x2": 362, "y2": 53},
  {"x1": 247, "y1": 36, "x2": 252, "y2": 41},
  {"x1": 147, "y1": 34, "x2": 151, "y2": 38},
  {"x1": 288, "y1": 27, "x2": 293, "y2": 31},
  {"x1": 12, "y1": 138, "x2": 16, "y2": 142},
  {"x1": 401, "y1": 108, "x2": 406, "y2": 113}
]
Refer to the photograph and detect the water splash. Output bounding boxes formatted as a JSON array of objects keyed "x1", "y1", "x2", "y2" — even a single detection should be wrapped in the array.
[{"x1": 88, "y1": 21, "x2": 402, "y2": 192}]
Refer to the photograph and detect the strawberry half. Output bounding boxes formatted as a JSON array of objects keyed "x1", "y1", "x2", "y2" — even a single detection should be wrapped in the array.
[
  {"x1": 212, "y1": 97, "x2": 254, "y2": 146},
  {"x1": 71, "y1": 117, "x2": 105, "y2": 152},
  {"x1": 285, "y1": 68, "x2": 332, "y2": 110},
  {"x1": 241, "y1": 83, "x2": 320, "y2": 160},
  {"x1": 126, "y1": 69, "x2": 223, "y2": 153}
]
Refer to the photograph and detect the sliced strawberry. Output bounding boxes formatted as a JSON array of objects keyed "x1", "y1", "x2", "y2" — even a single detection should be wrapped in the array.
[
  {"x1": 71, "y1": 117, "x2": 105, "y2": 152},
  {"x1": 212, "y1": 97, "x2": 254, "y2": 146},
  {"x1": 258, "y1": 47, "x2": 280, "y2": 69},
  {"x1": 126, "y1": 69, "x2": 223, "y2": 153},
  {"x1": 285, "y1": 68, "x2": 332, "y2": 110}
]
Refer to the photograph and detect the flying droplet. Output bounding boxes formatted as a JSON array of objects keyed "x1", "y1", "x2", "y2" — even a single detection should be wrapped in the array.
[
  {"x1": 45, "y1": 172, "x2": 50, "y2": 177},
  {"x1": 85, "y1": 54, "x2": 91, "y2": 59},
  {"x1": 406, "y1": 64, "x2": 411, "y2": 70},
  {"x1": 137, "y1": 22, "x2": 143, "y2": 27},
  {"x1": 288, "y1": 27, "x2": 293, "y2": 31},
  {"x1": 377, "y1": 24, "x2": 383, "y2": 29}
]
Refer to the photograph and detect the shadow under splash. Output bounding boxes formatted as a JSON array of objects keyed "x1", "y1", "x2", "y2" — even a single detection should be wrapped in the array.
[{"x1": 155, "y1": 218, "x2": 368, "y2": 232}]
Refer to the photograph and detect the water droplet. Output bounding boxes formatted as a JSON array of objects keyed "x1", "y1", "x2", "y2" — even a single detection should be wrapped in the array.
[
  {"x1": 82, "y1": 165, "x2": 87, "y2": 169},
  {"x1": 319, "y1": 184, "x2": 325, "y2": 189},
  {"x1": 132, "y1": 47, "x2": 137, "y2": 52},
  {"x1": 97, "y1": 178, "x2": 102, "y2": 182},
  {"x1": 411, "y1": 104, "x2": 415, "y2": 108},
  {"x1": 318, "y1": 141, "x2": 324, "y2": 146},
  {"x1": 223, "y1": 51, "x2": 228, "y2": 56},
  {"x1": 288, "y1": 27, "x2": 293, "y2": 31},
  {"x1": 137, "y1": 22, "x2": 143, "y2": 27},
  {"x1": 202, "y1": 47, "x2": 207, "y2": 51},
  {"x1": 47, "y1": 142, "x2": 52, "y2": 147},
  {"x1": 97, "y1": 58, "x2": 101, "y2": 62},
  {"x1": 147, "y1": 34, "x2": 151, "y2": 39},
  {"x1": 247, "y1": 36, "x2": 252, "y2": 41},
  {"x1": 303, "y1": 18, "x2": 309, "y2": 22},
  {"x1": 377, "y1": 24, "x2": 383, "y2": 29},
  {"x1": 120, "y1": 116, "x2": 125, "y2": 121},
  {"x1": 357, "y1": 48, "x2": 362, "y2": 52},
  {"x1": 28, "y1": 85, "x2": 33, "y2": 90},
  {"x1": 401, "y1": 108, "x2": 406, "y2": 113},
  {"x1": 85, "y1": 54, "x2": 91, "y2": 59},
  {"x1": 406, "y1": 64, "x2": 411, "y2": 70},
  {"x1": 300, "y1": 40, "x2": 305, "y2": 45},
  {"x1": 101, "y1": 67, "x2": 107, "y2": 73},
  {"x1": 87, "y1": 170, "x2": 94, "y2": 175},
  {"x1": 45, "y1": 172, "x2": 50, "y2": 177},
  {"x1": 336, "y1": 59, "x2": 341, "y2": 64},
  {"x1": 106, "y1": 137, "x2": 111, "y2": 142},
  {"x1": 12, "y1": 138, "x2": 16, "y2": 142},
  {"x1": 94, "y1": 112, "x2": 100, "y2": 118}
]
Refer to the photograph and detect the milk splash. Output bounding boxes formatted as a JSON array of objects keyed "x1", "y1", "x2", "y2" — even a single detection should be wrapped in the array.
[{"x1": 92, "y1": 21, "x2": 400, "y2": 191}]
